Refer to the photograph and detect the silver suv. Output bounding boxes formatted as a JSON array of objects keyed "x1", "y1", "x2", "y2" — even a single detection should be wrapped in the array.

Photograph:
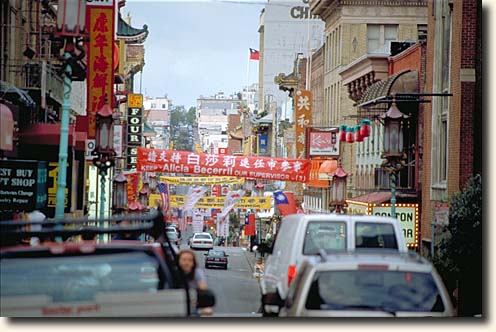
[{"x1": 276, "y1": 251, "x2": 454, "y2": 317}]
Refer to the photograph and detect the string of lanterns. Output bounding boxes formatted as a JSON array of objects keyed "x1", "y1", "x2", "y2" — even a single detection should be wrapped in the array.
[{"x1": 338, "y1": 119, "x2": 372, "y2": 143}]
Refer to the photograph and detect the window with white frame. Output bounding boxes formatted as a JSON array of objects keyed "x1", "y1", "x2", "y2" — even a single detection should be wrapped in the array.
[
  {"x1": 431, "y1": 0, "x2": 452, "y2": 191},
  {"x1": 367, "y1": 24, "x2": 398, "y2": 53}
]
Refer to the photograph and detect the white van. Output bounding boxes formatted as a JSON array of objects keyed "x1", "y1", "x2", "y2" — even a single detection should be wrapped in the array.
[{"x1": 259, "y1": 213, "x2": 408, "y2": 316}]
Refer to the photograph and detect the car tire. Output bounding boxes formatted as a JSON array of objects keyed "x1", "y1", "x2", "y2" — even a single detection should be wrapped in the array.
[{"x1": 224, "y1": 266, "x2": 228, "y2": 270}]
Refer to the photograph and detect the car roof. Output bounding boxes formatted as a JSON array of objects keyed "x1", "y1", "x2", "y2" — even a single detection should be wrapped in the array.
[
  {"x1": 282, "y1": 213, "x2": 399, "y2": 224},
  {"x1": 193, "y1": 232, "x2": 211, "y2": 236},
  {"x1": 303, "y1": 251, "x2": 433, "y2": 273},
  {"x1": 1, "y1": 241, "x2": 164, "y2": 255}
]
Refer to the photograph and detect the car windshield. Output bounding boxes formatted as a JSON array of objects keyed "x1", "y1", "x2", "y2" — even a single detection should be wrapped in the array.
[
  {"x1": 303, "y1": 221, "x2": 346, "y2": 254},
  {"x1": 1, "y1": 251, "x2": 165, "y2": 303},
  {"x1": 305, "y1": 270, "x2": 445, "y2": 313},
  {"x1": 166, "y1": 231, "x2": 178, "y2": 239},
  {"x1": 195, "y1": 234, "x2": 211, "y2": 239},
  {"x1": 208, "y1": 250, "x2": 225, "y2": 257},
  {"x1": 355, "y1": 222, "x2": 398, "y2": 249}
]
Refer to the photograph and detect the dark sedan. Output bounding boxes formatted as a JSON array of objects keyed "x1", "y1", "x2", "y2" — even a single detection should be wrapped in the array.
[{"x1": 204, "y1": 250, "x2": 229, "y2": 270}]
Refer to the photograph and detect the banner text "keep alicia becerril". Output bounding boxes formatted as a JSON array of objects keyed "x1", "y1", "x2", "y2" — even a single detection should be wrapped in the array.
[{"x1": 137, "y1": 148, "x2": 311, "y2": 183}]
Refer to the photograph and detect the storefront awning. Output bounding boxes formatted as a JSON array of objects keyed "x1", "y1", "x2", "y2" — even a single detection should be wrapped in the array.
[
  {"x1": 347, "y1": 191, "x2": 392, "y2": 205},
  {"x1": 357, "y1": 70, "x2": 418, "y2": 108},
  {"x1": 0, "y1": 103, "x2": 14, "y2": 151},
  {"x1": 19, "y1": 123, "x2": 76, "y2": 146}
]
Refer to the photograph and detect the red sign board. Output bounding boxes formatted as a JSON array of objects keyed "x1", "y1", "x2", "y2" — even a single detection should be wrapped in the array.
[
  {"x1": 137, "y1": 148, "x2": 311, "y2": 183},
  {"x1": 84, "y1": 3, "x2": 115, "y2": 139},
  {"x1": 218, "y1": 147, "x2": 227, "y2": 154}
]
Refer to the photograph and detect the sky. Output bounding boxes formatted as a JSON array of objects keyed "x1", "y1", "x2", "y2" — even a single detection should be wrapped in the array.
[{"x1": 125, "y1": 0, "x2": 267, "y2": 108}]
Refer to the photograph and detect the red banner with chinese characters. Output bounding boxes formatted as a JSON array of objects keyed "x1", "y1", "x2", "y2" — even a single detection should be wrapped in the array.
[
  {"x1": 137, "y1": 148, "x2": 311, "y2": 183},
  {"x1": 125, "y1": 172, "x2": 138, "y2": 203},
  {"x1": 295, "y1": 89, "x2": 312, "y2": 159},
  {"x1": 83, "y1": 1, "x2": 115, "y2": 139}
]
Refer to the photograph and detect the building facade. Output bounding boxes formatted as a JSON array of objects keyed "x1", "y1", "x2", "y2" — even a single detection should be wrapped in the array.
[{"x1": 310, "y1": 0, "x2": 428, "y2": 209}]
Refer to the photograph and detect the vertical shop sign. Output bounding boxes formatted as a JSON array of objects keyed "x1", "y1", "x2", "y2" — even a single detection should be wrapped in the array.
[
  {"x1": 294, "y1": 90, "x2": 312, "y2": 159},
  {"x1": 85, "y1": 0, "x2": 115, "y2": 138}
]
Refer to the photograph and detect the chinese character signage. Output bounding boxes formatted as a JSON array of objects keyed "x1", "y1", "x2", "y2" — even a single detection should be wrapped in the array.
[
  {"x1": 159, "y1": 176, "x2": 245, "y2": 185},
  {"x1": 0, "y1": 160, "x2": 48, "y2": 211},
  {"x1": 294, "y1": 89, "x2": 312, "y2": 159},
  {"x1": 148, "y1": 195, "x2": 271, "y2": 210},
  {"x1": 86, "y1": 1, "x2": 115, "y2": 139},
  {"x1": 128, "y1": 94, "x2": 143, "y2": 108},
  {"x1": 137, "y1": 148, "x2": 311, "y2": 183}
]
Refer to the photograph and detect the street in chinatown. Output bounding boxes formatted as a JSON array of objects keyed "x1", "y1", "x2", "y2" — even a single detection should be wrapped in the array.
[
  {"x1": 0, "y1": 0, "x2": 483, "y2": 320},
  {"x1": 179, "y1": 226, "x2": 262, "y2": 317}
]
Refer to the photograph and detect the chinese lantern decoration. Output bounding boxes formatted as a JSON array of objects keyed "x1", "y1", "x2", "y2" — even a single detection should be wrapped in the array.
[
  {"x1": 346, "y1": 126, "x2": 355, "y2": 143},
  {"x1": 360, "y1": 119, "x2": 371, "y2": 138},
  {"x1": 355, "y1": 125, "x2": 363, "y2": 142},
  {"x1": 339, "y1": 125, "x2": 347, "y2": 142}
]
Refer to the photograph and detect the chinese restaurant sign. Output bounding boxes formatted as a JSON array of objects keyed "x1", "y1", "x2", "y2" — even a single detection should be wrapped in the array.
[
  {"x1": 0, "y1": 160, "x2": 48, "y2": 211},
  {"x1": 137, "y1": 148, "x2": 311, "y2": 183},
  {"x1": 307, "y1": 127, "x2": 339, "y2": 157},
  {"x1": 85, "y1": 1, "x2": 115, "y2": 139},
  {"x1": 295, "y1": 89, "x2": 312, "y2": 159}
]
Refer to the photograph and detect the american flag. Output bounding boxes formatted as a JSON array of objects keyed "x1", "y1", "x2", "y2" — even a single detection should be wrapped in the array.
[{"x1": 157, "y1": 182, "x2": 170, "y2": 216}]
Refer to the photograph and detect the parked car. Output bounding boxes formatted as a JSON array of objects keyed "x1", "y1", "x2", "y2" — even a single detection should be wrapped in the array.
[
  {"x1": 189, "y1": 232, "x2": 214, "y2": 250},
  {"x1": 0, "y1": 211, "x2": 215, "y2": 317},
  {"x1": 276, "y1": 251, "x2": 454, "y2": 317},
  {"x1": 204, "y1": 250, "x2": 229, "y2": 269},
  {"x1": 166, "y1": 227, "x2": 180, "y2": 246},
  {"x1": 259, "y1": 214, "x2": 408, "y2": 316}
]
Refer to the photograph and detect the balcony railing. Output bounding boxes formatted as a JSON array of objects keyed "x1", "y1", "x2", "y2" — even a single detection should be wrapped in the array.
[{"x1": 21, "y1": 62, "x2": 64, "y2": 105}]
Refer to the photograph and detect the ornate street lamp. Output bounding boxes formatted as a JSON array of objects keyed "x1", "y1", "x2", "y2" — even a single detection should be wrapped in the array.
[
  {"x1": 139, "y1": 185, "x2": 149, "y2": 209},
  {"x1": 112, "y1": 171, "x2": 128, "y2": 214},
  {"x1": 92, "y1": 103, "x2": 117, "y2": 220},
  {"x1": 54, "y1": 0, "x2": 87, "y2": 219},
  {"x1": 380, "y1": 100, "x2": 409, "y2": 218},
  {"x1": 329, "y1": 166, "x2": 348, "y2": 214},
  {"x1": 148, "y1": 172, "x2": 158, "y2": 194}
]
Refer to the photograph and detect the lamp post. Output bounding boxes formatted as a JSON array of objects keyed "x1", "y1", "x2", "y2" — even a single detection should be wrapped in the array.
[
  {"x1": 318, "y1": 159, "x2": 337, "y2": 212},
  {"x1": 92, "y1": 103, "x2": 116, "y2": 220},
  {"x1": 112, "y1": 171, "x2": 128, "y2": 214},
  {"x1": 329, "y1": 165, "x2": 348, "y2": 214},
  {"x1": 54, "y1": 0, "x2": 87, "y2": 219},
  {"x1": 380, "y1": 100, "x2": 408, "y2": 218}
]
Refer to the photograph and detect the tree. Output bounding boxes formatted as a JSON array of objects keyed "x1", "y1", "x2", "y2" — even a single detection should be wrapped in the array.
[{"x1": 433, "y1": 174, "x2": 482, "y2": 316}]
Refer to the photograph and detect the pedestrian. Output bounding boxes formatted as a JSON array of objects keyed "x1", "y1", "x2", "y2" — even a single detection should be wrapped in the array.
[
  {"x1": 177, "y1": 249, "x2": 207, "y2": 290},
  {"x1": 177, "y1": 248, "x2": 212, "y2": 316}
]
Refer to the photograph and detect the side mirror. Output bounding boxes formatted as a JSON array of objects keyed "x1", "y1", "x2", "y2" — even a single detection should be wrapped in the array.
[
  {"x1": 225, "y1": 254, "x2": 229, "y2": 257},
  {"x1": 203, "y1": 253, "x2": 208, "y2": 256},
  {"x1": 197, "y1": 288, "x2": 216, "y2": 308}
]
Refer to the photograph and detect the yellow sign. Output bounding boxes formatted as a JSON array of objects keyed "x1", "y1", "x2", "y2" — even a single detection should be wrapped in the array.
[
  {"x1": 148, "y1": 194, "x2": 271, "y2": 210},
  {"x1": 345, "y1": 200, "x2": 419, "y2": 248},
  {"x1": 128, "y1": 94, "x2": 143, "y2": 108},
  {"x1": 159, "y1": 176, "x2": 245, "y2": 185}
]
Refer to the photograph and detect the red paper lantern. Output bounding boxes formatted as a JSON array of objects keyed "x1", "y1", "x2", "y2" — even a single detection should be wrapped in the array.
[
  {"x1": 355, "y1": 125, "x2": 363, "y2": 142},
  {"x1": 360, "y1": 119, "x2": 371, "y2": 137},
  {"x1": 346, "y1": 127, "x2": 354, "y2": 143},
  {"x1": 339, "y1": 125, "x2": 347, "y2": 142}
]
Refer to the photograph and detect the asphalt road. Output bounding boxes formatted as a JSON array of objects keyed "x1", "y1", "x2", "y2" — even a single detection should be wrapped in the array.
[{"x1": 176, "y1": 227, "x2": 261, "y2": 316}]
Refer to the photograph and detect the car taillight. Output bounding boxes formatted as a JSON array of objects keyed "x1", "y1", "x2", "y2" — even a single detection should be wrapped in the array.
[
  {"x1": 221, "y1": 258, "x2": 227, "y2": 262},
  {"x1": 288, "y1": 265, "x2": 297, "y2": 286}
]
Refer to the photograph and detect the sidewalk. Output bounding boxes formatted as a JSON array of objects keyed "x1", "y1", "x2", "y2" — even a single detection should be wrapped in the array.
[{"x1": 241, "y1": 248, "x2": 264, "y2": 280}]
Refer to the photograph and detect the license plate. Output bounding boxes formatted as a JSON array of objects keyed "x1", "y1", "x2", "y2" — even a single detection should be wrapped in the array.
[{"x1": 215, "y1": 258, "x2": 220, "y2": 261}]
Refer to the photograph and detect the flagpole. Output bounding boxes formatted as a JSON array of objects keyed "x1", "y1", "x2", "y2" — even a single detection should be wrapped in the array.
[{"x1": 246, "y1": 50, "x2": 250, "y2": 88}]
